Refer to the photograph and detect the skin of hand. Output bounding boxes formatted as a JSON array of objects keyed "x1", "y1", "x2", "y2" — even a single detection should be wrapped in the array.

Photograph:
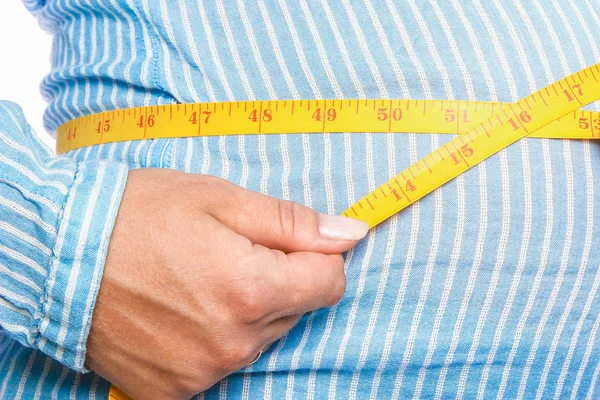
[{"x1": 84, "y1": 168, "x2": 369, "y2": 400}]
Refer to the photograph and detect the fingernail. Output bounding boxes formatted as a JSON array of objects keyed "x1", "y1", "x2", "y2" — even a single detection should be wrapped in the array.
[{"x1": 317, "y1": 213, "x2": 369, "y2": 241}]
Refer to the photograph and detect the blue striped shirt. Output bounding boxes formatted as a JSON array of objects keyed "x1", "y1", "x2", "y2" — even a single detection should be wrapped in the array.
[{"x1": 2, "y1": 0, "x2": 600, "y2": 398}]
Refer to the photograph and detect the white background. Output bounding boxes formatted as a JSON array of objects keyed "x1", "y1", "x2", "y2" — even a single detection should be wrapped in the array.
[{"x1": 0, "y1": 2, "x2": 54, "y2": 149}]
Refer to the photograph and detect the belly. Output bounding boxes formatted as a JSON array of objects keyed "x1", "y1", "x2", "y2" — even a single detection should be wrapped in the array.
[{"x1": 67, "y1": 132, "x2": 600, "y2": 399}]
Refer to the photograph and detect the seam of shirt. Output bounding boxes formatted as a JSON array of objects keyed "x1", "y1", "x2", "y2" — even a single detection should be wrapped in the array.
[
  {"x1": 130, "y1": 0, "x2": 165, "y2": 93},
  {"x1": 160, "y1": 138, "x2": 174, "y2": 169}
]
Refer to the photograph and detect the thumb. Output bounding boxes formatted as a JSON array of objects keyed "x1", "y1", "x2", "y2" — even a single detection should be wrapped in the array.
[{"x1": 205, "y1": 178, "x2": 369, "y2": 253}]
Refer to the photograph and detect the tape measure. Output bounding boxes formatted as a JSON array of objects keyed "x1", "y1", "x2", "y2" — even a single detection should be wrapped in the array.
[
  {"x1": 341, "y1": 64, "x2": 600, "y2": 227},
  {"x1": 57, "y1": 98, "x2": 600, "y2": 155},
  {"x1": 96, "y1": 62, "x2": 599, "y2": 400}
]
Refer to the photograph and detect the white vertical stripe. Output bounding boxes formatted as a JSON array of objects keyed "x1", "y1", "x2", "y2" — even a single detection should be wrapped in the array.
[
  {"x1": 349, "y1": 4, "x2": 416, "y2": 396},
  {"x1": 119, "y1": 140, "x2": 132, "y2": 165},
  {"x1": 217, "y1": 136, "x2": 230, "y2": 180},
  {"x1": 252, "y1": 2, "x2": 325, "y2": 397},
  {"x1": 184, "y1": 137, "x2": 193, "y2": 173},
  {"x1": 0, "y1": 345, "x2": 22, "y2": 398},
  {"x1": 132, "y1": 140, "x2": 144, "y2": 169},
  {"x1": 282, "y1": 1, "x2": 348, "y2": 397},
  {"x1": 106, "y1": 0, "x2": 137, "y2": 108},
  {"x1": 456, "y1": 152, "x2": 509, "y2": 398},
  {"x1": 554, "y1": 227, "x2": 597, "y2": 398},
  {"x1": 218, "y1": 376, "x2": 228, "y2": 400},
  {"x1": 14, "y1": 350, "x2": 36, "y2": 399},
  {"x1": 69, "y1": 372, "x2": 81, "y2": 399},
  {"x1": 373, "y1": 1, "x2": 460, "y2": 396},
  {"x1": 0, "y1": 341, "x2": 16, "y2": 373},
  {"x1": 241, "y1": 367, "x2": 252, "y2": 400},
  {"x1": 365, "y1": 1, "x2": 424, "y2": 96},
  {"x1": 320, "y1": 2, "x2": 384, "y2": 397},
  {"x1": 432, "y1": 2, "x2": 509, "y2": 397},
  {"x1": 214, "y1": 0, "x2": 255, "y2": 100},
  {"x1": 275, "y1": 0, "x2": 322, "y2": 97},
  {"x1": 179, "y1": 1, "x2": 216, "y2": 101},
  {"x1": 471, "y1": 1, "x2": 535, "y2": 397},
  {"x1": 263, "y1": 333, "x2": 289, "y2": 399},
  {"x1": 197, "y1": 0, "x2": 235, "y2": 101},
  {"x1": 157, "y1": 0, "x2": 201, "y2": 102},
  {"x1": 58, "y1": 2, "x2": 80, "y2": 121},
  {"x1": 516, "y1": 3, "x2": 578, "y2": 397},
  {"x1": 236, "y1": 0, "x2": 277, "y2": 97},
  {"x1": 495, "y1": 1, "x2": 558, "y2": 389},
  {"x1": 95, "y1": 0, "x2": 125, "y2": 110},
  {"x1": 414, "y1": 146, "x2": 465, "y2": 399},
  {"x1": 89, "y1": 374, "x2": 100, "y2": 400},
  {"x1": 51, "y1": 366, "x2": 69, "y2": 400},
  {"x1": 74, "y1": 169, "x2": 126, "y2": 367},
  {"x1": 586, "y1": 357, "x2": 600, "y2": 400},
  {"x1": 32, "y1": 356, "x2": 52, "y2": 399},
  {"x1": 428, "y1": 0, "x2": 481, "y2": 98},
  {"x1": 107, "y1": 142, "x2": 117, "y2": 162},
  {"x1": 570, "y1": 303, "x2": 600, "y2": 399},
  {"x1": 140, "y1": 0, "x2": 182, "y2": 100},
  {"x1": 257, "y1": 0, "x2": 301, "y2": 99},
  {"x1": 200, "y1": 137, "x2": 210, "y2": 175},
  {"x1": 126, "y1": 0, "x2": 153, "y2": 90},
  {"x1": 317, "y1": 1, "x2": 364, "y2": 97},
  {"x1": 339, "y1": 1, "x2": 389, "y2": 97},
  {"x1": 297, "y1": 0, "x2": 343, "y2": 97},
  {"x1": 535, "y1": 4, "x2": 592, "y2": 397},
  {"x1": 54, "y1": 167, "x2": 109, "y2": 361}
]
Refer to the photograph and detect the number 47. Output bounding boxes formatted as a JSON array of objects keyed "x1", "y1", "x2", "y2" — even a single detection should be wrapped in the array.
[{"x1": 563, "y1": 84, "x2": 583, "y2": 102}]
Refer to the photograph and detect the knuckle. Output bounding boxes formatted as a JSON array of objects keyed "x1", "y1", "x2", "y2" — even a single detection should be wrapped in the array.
[
  {"x1": 234, "y1": 280, "x2": 269, "y2": 323},
  {"x1": 214, "y1": 340, "x2": 256, "y2": 370},
  {"x1": 275, "y1": 200, "x2": 301, "y2": 238},
  {"x1": 195, "y1": 174, "x2": 227, "y2": 189},
  {"x1": 328, "y1": 277, "x2": 346, "y2": 306},
  {"x1": 325, "y1": 259, "x2": 347, "y2": 307},
  {"x1": 187, "y1": 175, "x2": 233, "y2": 209}
]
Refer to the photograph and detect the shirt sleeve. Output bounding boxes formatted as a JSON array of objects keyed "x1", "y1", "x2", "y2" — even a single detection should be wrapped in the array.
[
  {"x1": 0, "y1": 100, "x2": 129, "y2": 373},
  {"x1": 21, "y1": 0, "x2": 46, "y2": 15}
]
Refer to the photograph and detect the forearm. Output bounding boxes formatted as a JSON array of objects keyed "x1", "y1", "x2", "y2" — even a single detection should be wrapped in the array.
[{"x1": 0, "y1": 100, "x2": 128, "y2": 372}]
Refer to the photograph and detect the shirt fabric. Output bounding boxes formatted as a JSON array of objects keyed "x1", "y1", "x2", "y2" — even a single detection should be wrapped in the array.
[{"x1": 1, "y1": 0, "x2": 600, "y2": 398}]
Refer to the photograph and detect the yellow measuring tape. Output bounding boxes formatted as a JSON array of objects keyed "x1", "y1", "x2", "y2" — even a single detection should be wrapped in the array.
[
  {"x1": 57, "y1": 97, "x2": 600, "y2": 155},
  {"x1": 78, "y1": 62, "x2": 599, "y2": 400}
]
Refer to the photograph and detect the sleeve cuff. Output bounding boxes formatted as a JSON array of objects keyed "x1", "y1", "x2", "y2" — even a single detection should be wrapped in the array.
[{"x1": 35, "y1": 159, "x2": 129, "y2": 372}]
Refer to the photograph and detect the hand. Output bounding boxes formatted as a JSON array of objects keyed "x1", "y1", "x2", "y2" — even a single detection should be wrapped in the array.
[{"x1": 85, "y1": 168, "x2": 368, "y2": 400}]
